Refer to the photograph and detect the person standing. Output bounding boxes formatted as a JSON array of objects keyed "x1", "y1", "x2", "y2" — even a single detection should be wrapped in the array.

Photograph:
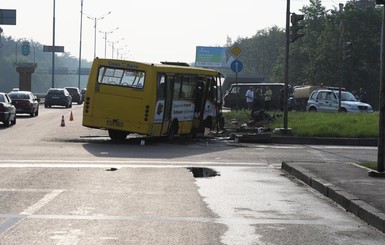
[
  {"x1": 245, "y1": 87, "x2": 254, "y2": 110},
  {"x1": 278, "y1": 88, "x2": 284, "y2": 111},
  {"x1": 358, "y1": 88, "x2": 367, "y2": 103},
  {"x1": 264, "y1": 86, "x2": 272, "y2": 111}
]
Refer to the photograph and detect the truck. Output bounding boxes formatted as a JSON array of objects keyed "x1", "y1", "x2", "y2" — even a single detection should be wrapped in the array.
[{"x1": 289, "y1": 85, "x2": 318, "y2": 111}]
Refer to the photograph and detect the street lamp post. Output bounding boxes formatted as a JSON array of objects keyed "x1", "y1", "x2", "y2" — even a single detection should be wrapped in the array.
[
  {"x1": 52, "y1": 0, "x2": 56, "y2": 88},
  {"x1": 78, "y1": 0, "x2": 84, "y2": 89},
  {"x1": 100, "y1": 27, "x2": 119, "y2": 58},
  {"x1": 108, "y1": 38, "x2": 124, "y2": 59},
  {"x1": 116, "y1": 44, "x2": 128, "y2": 60},
  {"x1": 85, "y1": 11, "x2": 111, "y2": 59}
]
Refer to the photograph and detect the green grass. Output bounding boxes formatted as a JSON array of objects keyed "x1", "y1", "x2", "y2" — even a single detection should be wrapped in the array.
[
  {"x1": 223, "y1": 110, "x2": 379, "y2": 138},
  {"x1": 360, "y1": 162, "x2": 378, "y2": 170}
]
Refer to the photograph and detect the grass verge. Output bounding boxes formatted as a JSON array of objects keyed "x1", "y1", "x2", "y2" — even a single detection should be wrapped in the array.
[
  {"x1": 360, "y1": 162, "x2": 377, "y2": 170},
  {"x1": 223, "y1": 110, "x2": 378, "y2": 138}
]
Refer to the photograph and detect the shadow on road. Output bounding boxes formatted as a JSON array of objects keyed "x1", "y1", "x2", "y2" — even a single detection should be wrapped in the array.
[{"x1": 78, "y1": 136, "x2": 235, "y2": 159}]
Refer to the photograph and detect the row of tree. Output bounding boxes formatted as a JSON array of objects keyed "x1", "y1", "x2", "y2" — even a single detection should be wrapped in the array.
[
  {"x1": 228, "y1": 0, "x2": 382, "y2": 108},
  {"x1": 0, "y1": 36, "x2": 92, "y2": 93}
]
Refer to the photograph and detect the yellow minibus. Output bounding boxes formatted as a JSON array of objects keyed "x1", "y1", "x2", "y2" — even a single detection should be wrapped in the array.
[{"x1": 82, "y1": 58, "x2": 223, "y2": 140}]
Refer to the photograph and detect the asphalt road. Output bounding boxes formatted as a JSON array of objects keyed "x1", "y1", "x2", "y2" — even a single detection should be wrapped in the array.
[{"x1": 0, "y1": 105, "x2": 384, "y2": 244}]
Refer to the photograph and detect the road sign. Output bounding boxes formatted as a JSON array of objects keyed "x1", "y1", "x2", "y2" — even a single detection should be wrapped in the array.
[
  {"x1": 43, "y1": 45, "x2": 64, "y2": 52},
  {"x1": 0, "y1": 9, "x2": 16, "y2": 25},
  {"x1": 231, "y1": 59, "x2": 243, "y2": 73},
  {"x1": 21, "y1": 41, "x2": 30, "y2": 56},
  {"x1": 227, "y1": 43, "x2": 245, "y2": 59}
]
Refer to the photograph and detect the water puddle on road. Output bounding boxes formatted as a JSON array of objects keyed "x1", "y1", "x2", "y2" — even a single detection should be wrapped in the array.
[{"x1": 187, "y1": 167, "x2": 220, "y2": 178}]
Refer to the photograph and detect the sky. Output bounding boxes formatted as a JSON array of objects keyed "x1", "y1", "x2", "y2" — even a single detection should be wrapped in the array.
[{"x1": 1, "y1": 0, "x2": 348, "y2": 64}]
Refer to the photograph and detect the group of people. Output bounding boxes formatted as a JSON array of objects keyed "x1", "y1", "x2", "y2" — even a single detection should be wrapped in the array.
[{"x1": 245, "y1": 86, "x2": 272, "y2": 111}]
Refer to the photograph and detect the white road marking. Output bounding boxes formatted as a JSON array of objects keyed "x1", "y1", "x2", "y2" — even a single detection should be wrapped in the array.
[
  {"x1": 0, "y1": 160, "x2": 265, "y2": 168},
  {"x1": 20, "y1": 190, "x2": 64, "y2": 215}
]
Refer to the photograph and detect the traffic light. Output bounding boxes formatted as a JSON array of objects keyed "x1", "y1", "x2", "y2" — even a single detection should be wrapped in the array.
[
  {"x1": 343, "y1": 41, "x2": 353, "y2": 60},
  {"x1": 290, "y1": 13, "x2": 304, "y2": 43}
]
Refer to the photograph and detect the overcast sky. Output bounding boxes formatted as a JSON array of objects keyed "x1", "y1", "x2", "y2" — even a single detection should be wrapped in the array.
[{"x1": 1, "y1": 0, "x2": 348, "y2": 63}]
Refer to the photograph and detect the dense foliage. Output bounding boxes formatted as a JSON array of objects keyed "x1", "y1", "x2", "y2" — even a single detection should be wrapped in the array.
[{"x1": 225, "y1": 0, "x2": 382, "y2": 109}]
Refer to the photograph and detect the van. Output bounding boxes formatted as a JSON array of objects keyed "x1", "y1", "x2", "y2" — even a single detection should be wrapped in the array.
[{"x1": 223, "y1": 83, "x2": 285, "y2": 110}]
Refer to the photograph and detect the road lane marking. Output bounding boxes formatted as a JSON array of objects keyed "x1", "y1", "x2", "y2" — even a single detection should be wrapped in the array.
[
  {"x1": 0, "y1": 160, "x2": 266, "y2": 168},
  {"x1": 0, "y1": 213, "x2": 358, "y2": 226},
  {"x1": 0, "y1": 190, "x2": 64, "y2": 235},
  {"x1": 0, "y1": 217, "x2": 24, "y2": 234},
  {"x1": 20, "y1": 190, "x2": 64, "y2": 215}
]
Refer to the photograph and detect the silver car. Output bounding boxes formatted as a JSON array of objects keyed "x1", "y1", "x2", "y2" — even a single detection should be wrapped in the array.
[{"x1": 306, "y1": 89, "x2": 373, "y2": 113}]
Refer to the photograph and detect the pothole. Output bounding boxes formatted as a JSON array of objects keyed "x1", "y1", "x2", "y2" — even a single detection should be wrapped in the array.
[{"x1": 187, "y1": 167, "x2": 220, "y2": 178}]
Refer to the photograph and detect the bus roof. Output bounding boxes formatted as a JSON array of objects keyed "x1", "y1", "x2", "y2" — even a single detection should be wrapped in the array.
[{"x1": 94, "y1": 58, "x2": 221, "y2": 75}]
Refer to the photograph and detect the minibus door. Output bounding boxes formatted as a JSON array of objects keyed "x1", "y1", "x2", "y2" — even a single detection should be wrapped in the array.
[
  {"x1": 161, "y1": 75, "x2": 174, "y2": 136},
  {"x1": 193, "y1": 79, "x2": 207, "y2": 129}
]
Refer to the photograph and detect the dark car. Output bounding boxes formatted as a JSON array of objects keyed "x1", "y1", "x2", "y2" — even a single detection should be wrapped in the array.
[
  {"x1": 223, "y1": 82, "x2": 285, "y2": 110},
  {"x1": 64, "y1": 87, "x2": 83, "y2": 105},
  {"x1": 8, "y1": 90, "x2": 40, "y2": 117},
  {"x1": 0, "y1": 92, "x2": 17, "y2": 127},
  {"x1": 44, "y1": 88, "x2": 72, "y2": 108}
]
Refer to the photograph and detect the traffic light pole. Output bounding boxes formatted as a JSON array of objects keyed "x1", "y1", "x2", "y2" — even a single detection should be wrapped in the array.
[
  {"x1": 283, "y1": 0, "x2": 290, "y2": 132},
  {"x1": 377, "y1": 3, "x2": 385, "y2": 173},
  {"x1": 338, "y1": 4, "x2": 343, "y2": 112}
]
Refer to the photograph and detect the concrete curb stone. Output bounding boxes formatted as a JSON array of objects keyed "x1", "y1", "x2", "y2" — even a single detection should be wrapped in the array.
[{"x1": 281, "y1": 161, "x2": 385, "y2": 233}]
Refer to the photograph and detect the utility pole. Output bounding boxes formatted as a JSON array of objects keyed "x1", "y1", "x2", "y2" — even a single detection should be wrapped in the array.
[{"x1": 52, "y1": 0, "x2": 56, "y2": 88}]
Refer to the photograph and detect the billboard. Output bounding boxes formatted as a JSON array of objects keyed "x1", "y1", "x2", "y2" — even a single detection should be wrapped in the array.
[{"x1": 195, "y1": 46, "x2": 234, "y2": 68}]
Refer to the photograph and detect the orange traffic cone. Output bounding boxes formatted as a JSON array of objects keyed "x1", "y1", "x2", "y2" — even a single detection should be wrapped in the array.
[
  {"x1": 60, "y1": 115, "x2": 65, "y2": 127},
  {"x1": 69, "y1": 111, "x2": 74, "y2": 121}
]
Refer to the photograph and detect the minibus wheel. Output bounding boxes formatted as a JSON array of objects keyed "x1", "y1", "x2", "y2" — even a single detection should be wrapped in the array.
[{"x1": 108, "y1": 129, "x2": 128, "y2": 141}]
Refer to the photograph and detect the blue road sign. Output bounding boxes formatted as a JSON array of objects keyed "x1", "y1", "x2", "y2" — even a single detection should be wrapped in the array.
[
  {"x1": 21, "y1": 41, "x2": 30, "y2": 56},
  {"x1": 231, "y1": 59, "x2": 243, "y2": 73}
]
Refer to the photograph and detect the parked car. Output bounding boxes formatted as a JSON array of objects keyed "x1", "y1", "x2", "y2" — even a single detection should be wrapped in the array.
[
  {"x1": 44, "y1": 88, "x2": 72, "y2": 108},
  {"x1": 306, "y1": 89, "x2": 373, "y2": 113},
  {"x1": 8, "y1": 90, "x2": 40, "y2": 117},
  {"x1": 64, "y1": 87, "x2": 83, "y2": 105},
  {"x1": 0, "y1": 92, "x2": 17, "y2": 126}
]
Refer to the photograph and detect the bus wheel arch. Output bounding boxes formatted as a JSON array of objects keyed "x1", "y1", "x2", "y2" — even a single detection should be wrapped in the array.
[{"x1": 108, "y1": 129, "x2": 128, "y2": 141}]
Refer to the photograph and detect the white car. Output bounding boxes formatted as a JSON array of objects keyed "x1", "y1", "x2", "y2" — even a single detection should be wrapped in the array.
[{"x1": 306, "y1": 89, "x2": 373, "y2": 113}]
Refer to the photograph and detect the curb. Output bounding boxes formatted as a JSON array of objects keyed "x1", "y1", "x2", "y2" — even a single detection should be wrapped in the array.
[
  {"x1": 281, "y1": 161, "x2": 385, "y2": 233},
  {"x1": 235, "y1": 134, "x2": 378, "y2": 146}
]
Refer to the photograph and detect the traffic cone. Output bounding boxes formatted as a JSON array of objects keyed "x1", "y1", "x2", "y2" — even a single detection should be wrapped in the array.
[
  {"x1": 69, "y1": 111, "x2": 74, "y2": 121},
  {"x1": 60, "y1": 115, "x2": 65, "y2": 127}
]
